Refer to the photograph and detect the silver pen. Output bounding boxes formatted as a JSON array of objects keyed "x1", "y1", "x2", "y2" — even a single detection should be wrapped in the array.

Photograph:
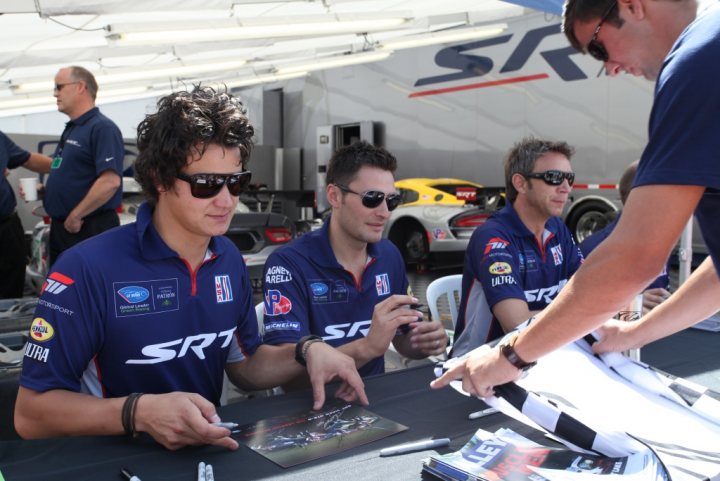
[
  {"x1": 212, "y1": 421, "x2": 239, "y2": 429},
  {"x1": 379, "y1": 438, "x2": 451, "y2": 457},
  {"x1": 468, "y1": 407, "x2": 499, "y2": 420}
]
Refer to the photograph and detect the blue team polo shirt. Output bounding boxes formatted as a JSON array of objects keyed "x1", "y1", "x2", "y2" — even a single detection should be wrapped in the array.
[
  {"x1": 20, "y1": 202, "x2": 260, "y2": 405},
  {"x1": 579, "y1": 214, "x2": 669, "y2": 290},
  {"x1": 0, "y1": 132, "x2": 31, "y2": 217},
  {"x1": 453, "y1": 203, "x2": 583, "y2": 352},
  {"x1": 261, "y1": 218, "x2": 409, "y2": 377},
  {"x1": 44, "y1": 107, "x2": 125, "y2": 220},
  {"x1": 634, "y1": 3, "x2": 720, "y2": 273}
]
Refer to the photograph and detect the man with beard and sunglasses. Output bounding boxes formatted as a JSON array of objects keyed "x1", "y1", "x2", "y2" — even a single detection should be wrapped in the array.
[
  {"x1": 15, "y1": 86, "x2": 367, "y2": 451},
  {"x1": 451, "y1": 137, "x2": 584, "y2": 357},
  {"x1": 433, "y1": 0, "x2": 720, "y2": 400},
  {"x1": 261, "y1": 141, "x2": 448, "y2": 386}
]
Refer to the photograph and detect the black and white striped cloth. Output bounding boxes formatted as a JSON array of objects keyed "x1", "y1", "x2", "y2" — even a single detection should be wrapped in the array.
[{"x1": 435, "y1": 326, "x2": 720, "y2": 481}]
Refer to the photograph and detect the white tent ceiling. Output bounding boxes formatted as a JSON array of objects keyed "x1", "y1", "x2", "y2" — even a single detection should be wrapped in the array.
[{"x1": 0, "y1": 0, "x2": 545, "y2": 115}]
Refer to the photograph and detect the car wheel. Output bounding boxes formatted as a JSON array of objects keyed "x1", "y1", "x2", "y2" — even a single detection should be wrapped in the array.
[
  {"x1": 566, "y1": 200, "x2": 615, "y2": 243},
  {"x1": 402, "y1": 228, "x2": 429, "y2": 264}
]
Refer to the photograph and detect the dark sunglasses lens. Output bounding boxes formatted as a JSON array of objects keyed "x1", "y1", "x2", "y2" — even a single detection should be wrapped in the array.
[
  {"x1": 361, "y1": 191, "x2": 385, "y2": 208},
  {"x1": 189, "y1": 176, "x2": 223, "y2": 198},
  {"x1": 386, "y1": 194, "x2": 401, "y2": 211},
  {"x1": 588, "y1": 40, "x2": 608, "y2": 62},
  {"x1": 543, "y1": 171, "x2": 574, "y2": 186},
  {"x1": 226, "y1": 172, "x2": 252, "y2": 196}
]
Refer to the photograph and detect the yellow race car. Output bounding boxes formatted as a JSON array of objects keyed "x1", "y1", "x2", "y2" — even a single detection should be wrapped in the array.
[{"x1": 384, "y1": 178, "x2": 505, "y2": 267}]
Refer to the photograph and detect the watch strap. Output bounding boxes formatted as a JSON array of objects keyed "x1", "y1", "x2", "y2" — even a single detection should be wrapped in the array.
[
  {"x1": 295, "y1": 335, "x2": 324, "y2": 366},
  {"x1": 500, "y1": 334, "x2": 536, "y2": 371}
]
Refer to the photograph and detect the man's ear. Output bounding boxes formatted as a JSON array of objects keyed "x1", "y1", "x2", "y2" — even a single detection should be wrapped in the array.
[
  {"x1": 620, "y1": 0, "x2": 645, "y2": 20},
  {"x1": 326, "y1": 183, "x2": 342, "y2": 209},
  {"x1": 511, "y1": 173, "x2": 528, "y2": 195}
]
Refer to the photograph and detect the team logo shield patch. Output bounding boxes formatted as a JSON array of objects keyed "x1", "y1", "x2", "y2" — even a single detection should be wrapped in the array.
[
  {"x1": 215, "y1": 275, "x2": 233, "y2": 303},
  {"x1": 375, "y1": 273, "x2": 390, "y2": 296},
  {"x1": 550, "y1": 245, "x2": 564, "y2": 266}
]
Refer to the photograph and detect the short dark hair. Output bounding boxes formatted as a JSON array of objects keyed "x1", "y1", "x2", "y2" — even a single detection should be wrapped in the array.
[
  {"x1": 325, "y1": 141, "x2": 397, "y2": 187},
  {"x1": 618, "y1": 160, "x2": 639, "y2": 205},
  {"x1": 68, "y1": 66, "x2": 99, "y2": 100},
  {"x1": 134, "y1": 85, "x2": 254, "y2": 204},
  {"x1": 562, "y1": 0, "x2": 623, "y2": 52},
  {"x1": 504, "y1": 137, "x2": 574, "y2": 203}
]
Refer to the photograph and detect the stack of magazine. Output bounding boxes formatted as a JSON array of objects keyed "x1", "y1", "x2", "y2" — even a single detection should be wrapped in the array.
[{"x1": 422, "y1": 428, "x2": 668, "y2": 481}]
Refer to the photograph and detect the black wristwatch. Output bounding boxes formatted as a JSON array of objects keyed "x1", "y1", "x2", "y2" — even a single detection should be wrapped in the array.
[
  {"x1": 499, "y1": 335, "x2": 537, "y2": 372},
  {"x1": 294, "y1": 335, "x2": 324, "y2": 366}
]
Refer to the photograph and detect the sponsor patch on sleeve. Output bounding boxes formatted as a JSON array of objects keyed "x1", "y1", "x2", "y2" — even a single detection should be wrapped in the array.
[{"x1": 489, "y1": 262, "x2": 512, "y2": 275}]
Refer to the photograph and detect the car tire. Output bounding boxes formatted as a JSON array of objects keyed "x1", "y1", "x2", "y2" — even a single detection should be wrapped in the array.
[
  {"x1": 565, "y1": 200, "x2": 615, "y2": 243},
  {"x1": 402, "y1": 228, "x2": 429, "y2": 264}
]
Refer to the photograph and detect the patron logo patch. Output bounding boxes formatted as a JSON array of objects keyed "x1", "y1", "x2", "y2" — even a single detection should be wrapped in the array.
[{"x1": 114, "y1": 278, "x2": 179, "y2": 317}]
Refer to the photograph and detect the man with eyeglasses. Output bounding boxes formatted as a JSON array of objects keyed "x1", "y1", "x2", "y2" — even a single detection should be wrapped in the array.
[
  {"x1": 16, "y1": 86, "x2": 367, "y2": 451},
  {"x1": 451, "y1": 137, "x2": 584, "y2": 357},
  {"x1": 433, "y1": 0, "x2": 720, "y2": 399},
  {"x1": 261, "y1": 141, "x2": 448, "y2": 385},
  {"x1": 43, "y1": 65, "x2": 125, "y2": 268}
]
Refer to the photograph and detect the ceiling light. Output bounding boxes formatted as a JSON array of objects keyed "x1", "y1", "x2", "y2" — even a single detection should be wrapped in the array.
[
  {"x1": 108, "y1": 17, "x2": 407, "y2": 45},
  {"x1": 379, "y1": 24, "x2": 507, "y2": 50},
  {"x1": 275, "y1": 51, "x2": 392, "y2": 75},
  {"x1": 225, "y1": 71, "x2": 309, "y2": 88}
]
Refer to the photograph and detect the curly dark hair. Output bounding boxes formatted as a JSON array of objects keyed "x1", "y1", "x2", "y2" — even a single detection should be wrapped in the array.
[
  {"x1": 325, "y1": 141, "x2": 397, "y2": 187},
  {"x1": 134, "y1": 85, "x2": 254, "y2": 204}
]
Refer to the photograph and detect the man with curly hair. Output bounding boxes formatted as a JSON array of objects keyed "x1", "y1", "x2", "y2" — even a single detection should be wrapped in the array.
[{"x1": 16, "y1": 86, "x2": 367, "y2": 451}]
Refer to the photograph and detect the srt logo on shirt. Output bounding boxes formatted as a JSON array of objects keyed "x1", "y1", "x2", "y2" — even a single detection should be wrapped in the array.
[
  {"x1": 323, "y1": 320, "x2": 371, "y2": 340},
  {"x1": 264, "y1": 289, "x2": 292, "y2": 316},
  {"x1": 483, "y1": 237, "x2": 510, "y2": 256},
  {"x1": 525, "y1": 279, "x2": 568, "y2": 304},
  {"x1": 126, "y1": 327, "x2": 237, "y2": 365},
  {"x1": 41, "y1": 272, "x2": 75, "y2": 295}
]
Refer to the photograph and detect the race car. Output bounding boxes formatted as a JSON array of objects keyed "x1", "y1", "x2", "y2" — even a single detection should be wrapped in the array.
[{"x1": 384, "y1": 178, "x2": 505, "y2": 267}]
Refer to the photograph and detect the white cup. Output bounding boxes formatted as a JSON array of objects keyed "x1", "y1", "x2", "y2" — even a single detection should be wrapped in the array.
[{"x1": 19, "y1": 177, "x2": 38, "y2": 201}]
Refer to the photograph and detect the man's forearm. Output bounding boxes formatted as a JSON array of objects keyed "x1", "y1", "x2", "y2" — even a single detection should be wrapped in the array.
[
  {"x1": 227, "y1": 344, "x2": 304, "y2": 390},
  {"x1": 68, "y1": 171, "x2": 121, "y2": 220},
  {"x1": 633, "y1": 256, "x2": 720, "y2": 346},
  {"x1": 15, "y1": 387, "x2": 125, "y2": 438}
]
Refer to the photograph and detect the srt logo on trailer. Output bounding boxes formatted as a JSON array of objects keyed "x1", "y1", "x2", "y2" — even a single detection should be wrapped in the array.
[{"x1": 415, "y1": 24, "x2": 588, "y2": 88}]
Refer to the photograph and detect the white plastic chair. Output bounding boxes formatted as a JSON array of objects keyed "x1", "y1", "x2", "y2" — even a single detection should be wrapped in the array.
[
  {"x1": 426, "y1": 274, "x2": 463, "y2": 329},
  {"x1": 255, "y1": 301, "x2": 265, "y2": 336}
]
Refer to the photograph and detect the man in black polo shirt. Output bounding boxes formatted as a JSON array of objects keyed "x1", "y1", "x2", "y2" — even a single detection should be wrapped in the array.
[
  {"x1": 43, "y1": 65, "x2": 125, "y2": 267},
  {"x1": 0, "y1": 132, "x2": 52, "y2": 298}
]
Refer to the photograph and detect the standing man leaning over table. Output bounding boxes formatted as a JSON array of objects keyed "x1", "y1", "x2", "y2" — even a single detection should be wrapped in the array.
[
  {"x1": 15, "y1": 86, "x2": 367, "y2": 451},
  {"x1": 433, "y1": 0, "x2": 720, "y2": 397},
  {"x1": 261, "y1": 141, "x2": 448, "y2": 386},
  {"x1": 43, "y1": 65, "x2": 125, "y2": 267},
  {"x1": 452, "y1": 138, "x2": 583, "y2": 356}
]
